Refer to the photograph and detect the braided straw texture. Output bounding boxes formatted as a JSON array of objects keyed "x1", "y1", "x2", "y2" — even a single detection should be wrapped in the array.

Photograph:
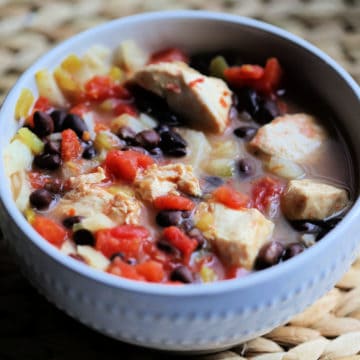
[{"x1": 0, "y1": 0, "x2": 359, "y2": 359}]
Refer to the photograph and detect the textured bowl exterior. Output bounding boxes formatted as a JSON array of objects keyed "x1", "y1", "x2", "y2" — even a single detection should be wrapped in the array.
[{"x1": 0, "y1": 11, "x2": 359, "y2": 352}]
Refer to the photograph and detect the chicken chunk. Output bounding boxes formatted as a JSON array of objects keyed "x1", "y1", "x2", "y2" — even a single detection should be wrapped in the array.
[
  {"x1": 56, "y1": 173, "x2": 142, "y2": 224},
  {"x1": 134, "y1": 163, "x2": 201, "y2": 202},
  {"x1": 281, "y1": 179, "x2": 349, "y2": 220},
  {"x1": 249, "y1": 113, "x2": 327, "y2": 162},
  {"x1": 195, "y1": 202, "x2": 274, "y2": 270},
  {"x1": 132, "y1": 62, "x2": 232, "y2": 134},
  {"x1": 69, "y1": 167, "x2": 106, "y2": 188}
]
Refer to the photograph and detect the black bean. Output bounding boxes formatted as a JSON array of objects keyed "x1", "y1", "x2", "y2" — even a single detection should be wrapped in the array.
[
  {"x1": 182, "y1": 211, "x2": 192, "y2": 219},
  {"x1": 180, "y1": 219, "x2": 194, "y2": 233},
  {"x1": 238, "y1": 158, "x2": 256, "y2": 176},
  {"x1": 233, "y1": 126, "x2": 258, "y2": 141},
  {"x1": 289, "y1": 220, "x2": 323, "y2": 234},
  {"x1": 50, "y1": 110, "x2": 67, "y2": 132},
  {"x1": 255, "y1": 241, "x2": 285, "y2": 270},
  {"x1": 82, "y1": 145, "x2": 97, "y2": 159},
  {"x1": 170, "y1": 266, "x2": 193, "y2": 283},
  {"x1": 123, "y1": 146, "x2": 149, "y2": 155},
  {"x1": 63, "y1": 113, "x2": 88, "y2": 137},
  {"x1": 29, "y1": 189, "x2": 54, "y2": 210},
  {"x1": 187, "y1": 228, "x2": 206, "y2": 249},
  {"x1": 160, "y1": 130, "x2": 187, "y2": 150},
  {"x1": 44, "y1": 178, "x2": 63, "y2": 194},
  {"x1": 44, "y1": 140, "x2": 61, "y2": 154},
  {"x1": 135, "y1": 130, "x2": 161, "y2": 149},
  {"x1": 149, "y1": 147, "x2": 163, "y2": 157},
  {"x1": 235, "y1": 88, "x2": 279, "y2": 125},
  {"x1": 155, "y1": 124, "x2": 170, "y2": 135},
  {"x1": 256, "y1": 99, "x2": 280, "y2": 125},
  {"x1": 33, "y1": 111, "x2": 54, "y2": 137},
  {"x1": 73, "y1": 229, "x2": 95, "y2": 246},
  {"x1": 62, "y1": 216, "x2": 84, "y2": 229},
  {"x1": 283, "y1": 243, "x2": 305, "y2": 261},
  {"x1": 34, "y1": 153, "x2": 61, "y2": 170},
  {"x1": 164, "y1": 147, "x2": 187, "y2": 157},
  {"x1": 156, "y1": 210, "x2": 183, "y2": 227},
  {"x1": 117, "y1": 126, "x2": 137, "y2": 142},
  {"x1": 157, "y1": 240, "x2": 178, "y2": 254},
  {"x1": 236, "y1": 88, "x2": 260, "y2": 117},
  {"x1": 204, "y1": 176, "x2": 224, "y2": 188},
  {"x1": 110, "y1": 252, "x2": 125, "y2": 261},
  {"x1": 131, "y1": 86, "x2": 182, "y2": 126}
]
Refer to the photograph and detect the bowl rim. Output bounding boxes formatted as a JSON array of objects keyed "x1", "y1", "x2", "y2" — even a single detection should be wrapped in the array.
[{"x1": 1, "y1": 10, "x2": 359, "y2": 297}]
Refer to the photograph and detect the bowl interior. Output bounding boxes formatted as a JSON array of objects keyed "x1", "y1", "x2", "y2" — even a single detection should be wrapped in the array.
[{"x1": 0, "y1": 11, "x2": 359, "y2": 295}]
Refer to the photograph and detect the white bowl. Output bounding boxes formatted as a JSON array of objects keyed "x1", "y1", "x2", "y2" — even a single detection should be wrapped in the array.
[{"x1": 0, "y1": 11, "x2": 359, "y2": 353}]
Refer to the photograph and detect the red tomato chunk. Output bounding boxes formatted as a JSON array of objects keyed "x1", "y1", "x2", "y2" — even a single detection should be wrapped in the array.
[
  {"x1": 105, "y1": 149, "x2": 154, "y2": 182},
  {"x1": 61, "y1": 129, "x2": 82, "y2": 161},
  {"x1": 153, "y1": 195, "x2": 195, "y2": 211},
  {"x1": 252, "y1": 177, "x2": 284, "y2": 217},
  {"x1": 213, "y1": 185, "x2": 251, "y2": 210},
  {"x1": 148, "y1": 48, "x2": 189, "y2": 64},
  {"x1": 32, "y1": 216, "x2": 67, "y2": 248},
  {"x1": 95, "y1": 225, "x2": 150, "y2": 259},
  {"x1": 162, "y1": 226, "x2": 197, "y2": 261}
]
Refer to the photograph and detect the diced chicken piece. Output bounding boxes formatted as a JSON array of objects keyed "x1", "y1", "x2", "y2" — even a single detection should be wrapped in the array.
[
  {"x1": 281, "y1": 179, "x2": 349, "y2": 220},
  {"x1": 108, "y1": 190, "x2": 142, "y2": 224},
  {"x1": 69, "y1": 167, "x2": 106, "y2": 188},
  {"x1": 134, "y1": 163, "x2": 201, "y2": 202},
  {"x1": 132, "y1": 62, "x2": 232, "y2": 134},
  {"x1": 195, "y1": 202, "x2": 274, "y2": 270},
  {"x1": 249, "y1": 113, "x2": 327, "y2": 162},
  {"x1": 57, "y1": 183, "x2": 142, "y2": 225}
]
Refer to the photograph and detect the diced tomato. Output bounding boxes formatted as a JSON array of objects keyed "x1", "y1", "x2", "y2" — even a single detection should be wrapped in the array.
[
  {"x1": 162, "y1": 226, "x2": 197, "y2": 261},
  {"x1": 84, "y1": 76, "x2": 133, "y2": 101},
  {"x1": 34, "y1": 96, "x2": 51, "y2": 112},
  {"x1": 153, "y1": 195, "x2": 195, "y2": 211},
  {"x1": 213, "y1": 185, "x2": 251, "y2": 210},
  {"x1": 224, "y1": 64, "x2": 264, "y2": 86},
  {"x1": 105, "y1": 149, "x2": 154, "y2": 182},
  {"x1": 110, "y1": 225, "x2": 150, "y2": 240},
  {"x1": 69, "y1": 102, "x2": 89, "y2": 117},
  {"x1": 254, "y1": 58, "x2": 282, "y2": 95},
  {"x1": 95, "y1": 225, "x2": 150, "y2": 259},
  {"x1": 114, "y1": 103, "x2": 138, "y2": 117},
  {"x1": 107, "y1": 258, "x2": 145, "y2": 281},
  {"x1": 61, "y1": 129, "x2": 82, "y2": 162},
  {"x1": 136, "y1": 261, "x2": 165, "y2": 282},
  {"x1": 28, "y1": 171, "x2": 50, "y2": 189},
  {"x1": 224, "y1": 58, "x2": 282, "y2": 95},
  {"x1": 148, "y1": 48, "x2": 189, "y2": 64},
  {"x1": 85, "y1": 76, "x2": 113, "y2": 101},
  {"x1": 32, "y1": 216, "x2": 67, "y2": 248},
  {"x1": 252, "y1": 176, "x2": 285, "y2": 217}
]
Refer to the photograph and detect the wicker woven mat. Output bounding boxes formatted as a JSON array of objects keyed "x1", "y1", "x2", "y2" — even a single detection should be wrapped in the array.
[{"x1": 0, "y1": 0, "x2": 360, "y2": 359}]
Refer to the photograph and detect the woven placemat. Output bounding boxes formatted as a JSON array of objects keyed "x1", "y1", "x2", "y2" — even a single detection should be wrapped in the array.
[{"x1": 0, "y1": 1, "x2": 359, "y2": 359}]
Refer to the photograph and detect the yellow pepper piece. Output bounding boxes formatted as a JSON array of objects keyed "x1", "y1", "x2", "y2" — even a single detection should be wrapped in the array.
[
  {"x1": 54, "y1": 67, "x2": 81, "y2": 99},
  {"x1": 14, "y1": 127, "x2": 44, "y2": 155},
  {"x1": 195, "y1": 212, "x2": 214, "y2": 232},
  {"x1": 15, "y1": 88, "x2": 34, "y2": 120},
  {"x1": 108, "y1": 66, "x2": 124, "y2": 82},
  {"x1": 200, "y1": 266, "x2": 217, "y2": 283},
  {"x1": 61, "y1": 54, "x2": 83, "y2": 73},
  {"x1": 24, "y1": 208, "x2": 36, "y2": 224}
]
